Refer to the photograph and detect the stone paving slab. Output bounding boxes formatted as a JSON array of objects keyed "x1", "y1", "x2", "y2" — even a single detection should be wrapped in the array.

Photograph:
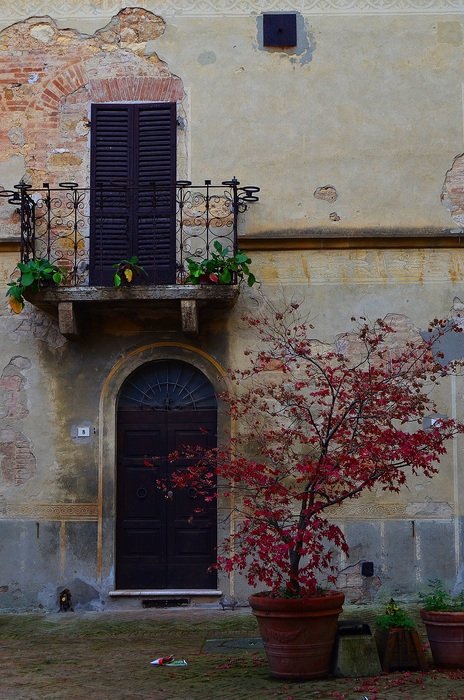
[
  {"x1": 203, "y1": 636, "x2": 263, "y2": 652},
  {"x1": 0, "y1": 606, "x2": 463, "y2": 699}
]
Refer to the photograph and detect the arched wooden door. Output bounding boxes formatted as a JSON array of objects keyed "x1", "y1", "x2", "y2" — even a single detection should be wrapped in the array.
[{"x1": 116, "y1": 360, "x2": 217, "y2": 589}]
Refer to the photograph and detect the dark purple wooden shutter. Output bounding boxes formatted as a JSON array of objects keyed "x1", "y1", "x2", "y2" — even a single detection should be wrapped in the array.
[{"x1": 89, "y1": 103, "x2": 177, "y2": 285}]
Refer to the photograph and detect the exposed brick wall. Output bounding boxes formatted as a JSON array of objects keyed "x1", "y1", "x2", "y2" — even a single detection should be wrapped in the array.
[
  {"x1": 0, "y1": 428, "x2": 36, "y2": 486},
  {"x1": 0, "y1": 8, "x2": 184, "y2": 190},
  {"x1": 87, "y1": 77, "x2": 183, "y2": 103},
  {"x1": 0, "y1": 357, "x2": 36, "y2": 486}
]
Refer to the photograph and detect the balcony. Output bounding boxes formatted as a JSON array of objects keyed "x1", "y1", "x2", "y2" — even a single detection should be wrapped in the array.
[{"x1": 1, "y1": 179, "x2": 259, "y2": 338}]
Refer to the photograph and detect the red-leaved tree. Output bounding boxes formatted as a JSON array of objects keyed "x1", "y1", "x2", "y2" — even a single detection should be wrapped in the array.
[{"x1": 167, "y1": 307, "x2": 464, "y2": 596}]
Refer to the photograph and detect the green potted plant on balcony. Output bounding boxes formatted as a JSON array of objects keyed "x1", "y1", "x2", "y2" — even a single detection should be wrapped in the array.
[
  {"x1": 420, "y1": 580, "x2": 464, "y2": 668},
  {"x1": 185, "y1": 241, "x2": 256, "y2": 286},
  {"x1": 113, "y1": 256, "x2": 148, "y2": 287},
  {"x1": 165, "y1": 307, "x2": 463, "y2": 681},
  {"x1": 6, "y1": 258, "x2": 66, "y2": 313}
]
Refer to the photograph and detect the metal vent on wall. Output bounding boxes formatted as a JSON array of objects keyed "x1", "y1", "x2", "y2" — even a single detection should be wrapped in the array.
[
  {"x1": 142, "y1": 598, "x2": 190, "y2": 608},
  {"x1": 118, "y1": 360, "x2": 217, "y2": 410},
  {"x1": 263, "y1": 13, "x2": 297, "y2": 47}
]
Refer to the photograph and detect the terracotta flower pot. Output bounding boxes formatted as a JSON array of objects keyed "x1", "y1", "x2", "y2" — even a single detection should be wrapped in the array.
[
  {"x1": 199, "y1": 273, "x2": 218, "y2": 285},
  {"x1": 375, "y1": 627, "x2": 428, "y2": 671},
  {"x1": 249, "y1": 590, "x2": 345, "y2": 680},
  {"x1": 420, "y1": 608, "x2": 464, "y2": 668}
]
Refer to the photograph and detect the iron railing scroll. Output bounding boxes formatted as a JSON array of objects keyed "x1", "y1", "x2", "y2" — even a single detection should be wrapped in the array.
[{"x1": 0, "y1": 179, "x2": 260, "y2": 287}]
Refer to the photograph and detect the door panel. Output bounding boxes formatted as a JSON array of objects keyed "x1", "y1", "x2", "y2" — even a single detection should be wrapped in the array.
[
  {"x1": 116, "y1": 416, "x2": 166, "y2": 587},
  {"x1": 166, "y1": 416, "x2": 217, "y2": 587},
  {"x1": 116, "y1": 409, "x2": 217, "y2": 589}
]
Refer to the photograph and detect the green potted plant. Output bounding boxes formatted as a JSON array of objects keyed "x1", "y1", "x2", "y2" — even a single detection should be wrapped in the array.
[
  {"x1": 376, "y1": 600, "x2": 416, "y2": 632},
  {"x1": 113, "y1": 256, "x2": 147, "y2": 287},
  {"x1": 375, "y1": 600, "x2": 427, "y2": 671},
  {"x1": 165, "y1": 308, "x2": 463, "y2": 680},
  {"x1": 185, "y1": 241, "x2": 256, "y2": 286},
  {"x1": 6, "y1": 258, "x2": 66, "y2": 314},
  {"x1": 420, "y1": 580, "x2": 464, "y2": 668}
]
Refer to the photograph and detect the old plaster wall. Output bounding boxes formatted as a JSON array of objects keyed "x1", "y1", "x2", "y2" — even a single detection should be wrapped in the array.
[
  {"x1": 154, "y1": 13, "x2": 464, "y2": 234},
  {"x1": 0, "y1": 7, "x2": 463, "y2": 233},
  {"x1": 1, "y1": 4, "x2": 464, "y2": 609},
  {"x1": 0, "y1": 290, "x2": 236, "y2": 610},
  {"x1": 4, "y1": 246, "x2": 464, "y2": 609}
]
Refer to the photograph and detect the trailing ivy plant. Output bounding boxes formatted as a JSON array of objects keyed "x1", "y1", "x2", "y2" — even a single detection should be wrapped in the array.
[
  {"x1": 6, "y1": 258, "x2": 66, "y2": 314},
  {"x1": 113, "y1": 256, "x2": 148, "y2": 287},
  {"x1": 185, "y1": 241, "x2": 256, "y2": 287}
]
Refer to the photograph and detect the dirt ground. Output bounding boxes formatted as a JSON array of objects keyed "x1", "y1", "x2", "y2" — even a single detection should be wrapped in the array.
[{"x1": 1, "y1": 606, "x2": 464, "y2": 700}]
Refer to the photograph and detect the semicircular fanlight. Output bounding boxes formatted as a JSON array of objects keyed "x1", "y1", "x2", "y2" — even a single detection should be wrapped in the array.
[{"x1": 118, "y1": 360, "x2": 217, "y2": 410}]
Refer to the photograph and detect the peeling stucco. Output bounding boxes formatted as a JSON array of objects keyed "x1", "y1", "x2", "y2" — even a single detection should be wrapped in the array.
[
  {"x1": 335, "y1": 561, "x2": 382, "y2": 604},
  {"x1": 0, "y1": 356, "x2": 36, "y2": 486},
  {"x1": 0, "y1": 9, "x2": 184, "y2": 188},
  {"x1": 0, "y1": 306, "x2": 67, "y2": 347},
  {"x1": 0, "y1": 429, "x2": 36, "y2": 485},
  {"x1": 335, "y1": 314, "x2": 420, "y2": 358},
  {"x1": 314, "y1": 185, "x2": 338, "y2": 202},
  {"x1": 441, "y1": 153, "x2": 464, "y2": 228},
  {"x1": 0, "y1": 356, "x2": 30, "y2": 420}
]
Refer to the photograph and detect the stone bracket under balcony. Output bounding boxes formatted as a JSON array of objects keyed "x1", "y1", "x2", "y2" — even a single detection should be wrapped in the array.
[{"x1": 24, "y1": 285, "x2": 240, "y2": 340}]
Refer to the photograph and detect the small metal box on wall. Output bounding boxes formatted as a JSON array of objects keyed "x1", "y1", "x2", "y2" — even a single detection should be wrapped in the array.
[{"x1": 263, "y1": 13, "x2": 297, "y2": 47}]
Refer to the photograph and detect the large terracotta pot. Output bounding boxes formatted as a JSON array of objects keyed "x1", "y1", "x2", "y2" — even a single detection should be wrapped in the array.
[
  {"x1": 420, "y1": 608, "x2": 464, "y2": 668},
  {"x1": 249, "y1": 590, "x2": 345, "y2": 680}
]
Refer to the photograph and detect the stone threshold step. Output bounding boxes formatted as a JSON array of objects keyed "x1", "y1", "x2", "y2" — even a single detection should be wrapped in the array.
[{"x1": 109, "y1": 589, "x2": 222, "y2": 597}]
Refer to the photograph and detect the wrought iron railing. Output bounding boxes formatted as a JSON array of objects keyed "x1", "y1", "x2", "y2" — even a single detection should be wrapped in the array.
[{"x1": 0, "y1": 179, "x2": 259, "y2": 286}]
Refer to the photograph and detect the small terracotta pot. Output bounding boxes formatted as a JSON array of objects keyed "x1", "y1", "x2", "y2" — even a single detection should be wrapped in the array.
[
  {"x1": 375, "y1": 627, "x2": 428, "y2": 671},
  {"x1": 199, "y1": 274, "x2": 215, "y2": 285},
  {"x1": 249, "y1": 590, "x2": 345, "y2": 680}
]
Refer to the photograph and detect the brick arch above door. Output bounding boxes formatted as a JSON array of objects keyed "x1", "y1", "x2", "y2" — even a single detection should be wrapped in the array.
[
  {"x1": 88, "y1": 77, "x2": 184, "y2": 104},
  {"x1": 36, "y1": 71, "x2": 185, "y2": 114}
]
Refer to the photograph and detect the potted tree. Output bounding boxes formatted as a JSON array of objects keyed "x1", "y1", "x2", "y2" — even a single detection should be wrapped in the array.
[
  {"x1": 185, "y1": 241, "x2": 256, "y2": 286},
  {"x1": 6, "y1": 258, "x2": 66, "y2": 313},
  {"x1": 420, "y1": 580, "x2": 464, "y2": 668},
  {"x1": 166, "y1": 306, "x2": 463, "y2": 680}
]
